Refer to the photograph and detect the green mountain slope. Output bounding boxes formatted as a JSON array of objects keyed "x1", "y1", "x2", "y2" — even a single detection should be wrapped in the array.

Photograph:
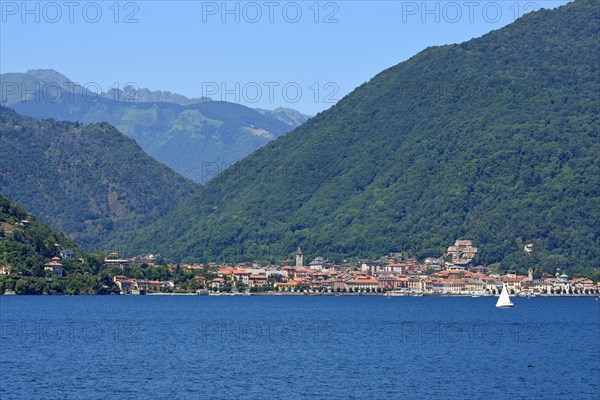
[
  {"x1": 0, "y1": 70, "x2": 309, "y2": 183},
  {"x1": 124, "y1": 0, "x2": 598, "y2": 273},
  {"x1": 0, "y1": 193, "x2": 80, "y2": 273},
  {"x1": 0, "y1": 106, "x2": 199, "y2": 248},
  {"x1": 0, "y1": 194, "x2": 105, "y2": 294}
]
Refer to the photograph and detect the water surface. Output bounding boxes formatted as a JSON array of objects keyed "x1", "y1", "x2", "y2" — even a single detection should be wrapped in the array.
[{"x1": 1, "y1": 296, "x2": 598, "y2": 399}]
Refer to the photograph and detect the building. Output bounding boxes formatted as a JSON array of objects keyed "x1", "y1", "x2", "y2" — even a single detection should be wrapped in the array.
[
  {"x1": 295, "y1": 247, "x2": 303, "y2": 268},
  {"x1": 346, "y1": 276, "x2": 379, "y2": 291},
  {"x1": 275, "y1": 279, "x2": 304, "y2": 291},
  {"x1": 136, "y1": 280, "x2": 164, "y2": 293},
  {"x1": 104, "y1": 252, "x2": 131, "y2": 268},
  {"x1": 232, "y1": 269, "x2": 250, "y2": 285},
  {"x1": 249, "y1": 275, "x2": 268, "y2": 288},
  {"x1": 361, "y1": 261, "x2": 383, "y2": 274},
  {"x1": 377, "y1": 274, "x2": 397, "y2": 289},
  {"x1": 113, "y1": 276, "x2": 139, "y2": 295},
  {"x1": 472, "y1": 265, "x2": 487, "y2": 274},
  {"x1": 44, "y1": 260, "x2": 63, "y2": 277},
  {"x1": 408, "y1": 277, "x2": 424, "y2": 292},
  {"x1": 211, "y1": 277, "x2": 225, "y2": 289},
  {"x1": 553, "y1": 269, "x2": 572, "y2": 293},
  {"x1": 446, "y1": 239, "x2": 478, "y2": 265},
  {"x1": 501, "y1": 274, "x2": 527, "y2": 293},
  {"x1": 0, "y1": 264, "x2": 12, "y2": 275},
  {"x1": 309, "y1": 256, "x2": 326, "y2": 270},
  {"x1": 60, "y1": 249, "x2": 75, "y2": 260}
]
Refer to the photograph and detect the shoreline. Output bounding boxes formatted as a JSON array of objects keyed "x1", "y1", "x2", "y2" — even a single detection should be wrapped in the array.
[
  {"x1": 0, "y1": 292, "x2": 586, "y2": 297},
  {"x1": 2, "y1": 291, "x2": 597, "y2": 297},
  {"x1": 205, "y1": 292, "x2": 599, "y2": 297}
]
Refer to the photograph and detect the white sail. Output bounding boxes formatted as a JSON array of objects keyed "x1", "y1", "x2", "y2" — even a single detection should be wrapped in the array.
[{"x1": 496, "y1": 283, "x2": 514, "y2": 307}]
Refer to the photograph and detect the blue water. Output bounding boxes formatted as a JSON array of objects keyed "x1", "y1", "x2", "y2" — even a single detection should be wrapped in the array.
[{"x1": 0, "y1": 296, "x2": 598, "y2": 400}]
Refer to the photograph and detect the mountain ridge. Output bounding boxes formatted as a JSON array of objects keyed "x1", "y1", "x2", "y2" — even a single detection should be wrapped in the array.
[
  {"x1": 117, "y1": 0, "x2": 599, "y2": 275},
  {"x1": 0, "y1": 106, "x2": 199, "y2": 249},
  {"x1": 1, "y1": 69, "x2": 310, "y2": 183}
]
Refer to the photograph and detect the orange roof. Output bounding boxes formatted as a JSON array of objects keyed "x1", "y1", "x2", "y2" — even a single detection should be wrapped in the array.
[
  {"x1": 217, "y1": 268, "x2": 233, "y2": 275},
  {"x1": 349, "y1": 278, "x2": 378, "y2": 284},
  {"x1": 44, "y1": 261, "x2": 63, "y2": 266},
  {"x1": 501, "y1": 277, "x2": 522, "y2": 283}
]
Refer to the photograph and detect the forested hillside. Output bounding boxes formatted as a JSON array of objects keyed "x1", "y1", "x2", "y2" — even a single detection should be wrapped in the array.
[
  {"x1": 120, "y1": 0, "x2": 599, "y2": 276},
  {"x1": 0, "y1": 194, "x2": 105, "y2": 294},
  {"x1": 0, "y1": 107, "x2": 199, "y2": 248}
]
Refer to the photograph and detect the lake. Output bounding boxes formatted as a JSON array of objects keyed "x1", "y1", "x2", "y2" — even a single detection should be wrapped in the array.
[{"x1": 0, "y1": 296, "x2": 598, "y2": 399}]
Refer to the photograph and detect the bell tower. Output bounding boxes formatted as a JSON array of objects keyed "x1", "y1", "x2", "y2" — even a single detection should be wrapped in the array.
[{"x1": 295, "y1": 247, "x2": 303, "y2": 268}]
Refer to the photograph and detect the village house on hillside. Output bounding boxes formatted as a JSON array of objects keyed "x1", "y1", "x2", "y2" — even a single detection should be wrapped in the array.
[
  {"x1": 104, "y1": 252, "x2": 131, "y2": 268},
  {"x1": 446, "y1": 239, "x2": 478, "y2": 266},
  {"x1": 44, "y1": 258, "x2": 63, "y2": 278}
]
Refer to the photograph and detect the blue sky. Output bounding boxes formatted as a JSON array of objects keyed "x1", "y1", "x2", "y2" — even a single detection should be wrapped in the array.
[{"x1": 1, "y1": 0, "x2": 570, "y2": 115}]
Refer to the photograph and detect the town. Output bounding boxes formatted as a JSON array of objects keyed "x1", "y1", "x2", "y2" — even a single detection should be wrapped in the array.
[{"x1": 97, "y1": 240, "x2": 599, "y2": 296}]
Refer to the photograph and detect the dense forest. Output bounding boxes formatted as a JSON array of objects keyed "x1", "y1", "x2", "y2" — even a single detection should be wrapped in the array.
[
  {"x1": 0, "y1": 107, "x2": 199, "y2": 249},
  {"x1": 0, "y1": 194, "x2": 215, "y2": 294},
  {"x1": 118, "y1": 0, "x2": 599, "y2": 276},
  {"x1": 0, "y1": 194, "x2": 106, "y2": 294}
]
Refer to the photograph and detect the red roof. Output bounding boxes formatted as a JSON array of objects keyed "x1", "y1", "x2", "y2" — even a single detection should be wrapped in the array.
[{"x1": 233, "y1": 269, "x2": 249, "y2": 274}]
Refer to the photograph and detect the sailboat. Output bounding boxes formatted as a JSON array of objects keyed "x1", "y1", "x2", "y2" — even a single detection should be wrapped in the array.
[{"x1": 496, "y1": 283, "x2": 514, "y2": 308}]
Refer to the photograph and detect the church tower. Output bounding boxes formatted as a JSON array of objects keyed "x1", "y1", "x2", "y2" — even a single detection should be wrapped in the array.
[
  {"x1": 295, "y1": 247, "x2": 303, "y2": 268},
  {"x1": 528, "y1": 267, "x2": 534, "y2": 281}
]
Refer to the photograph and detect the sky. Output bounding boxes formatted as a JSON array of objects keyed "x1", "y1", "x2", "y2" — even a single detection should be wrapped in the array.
[{"x1": 0, "y1": 0, "x2": 570, "y2": 115}]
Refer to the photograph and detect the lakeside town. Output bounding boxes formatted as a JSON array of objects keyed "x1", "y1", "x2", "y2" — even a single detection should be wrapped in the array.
[{"x1": 30, "y1": 239, "x2": 596, "y2": 297}]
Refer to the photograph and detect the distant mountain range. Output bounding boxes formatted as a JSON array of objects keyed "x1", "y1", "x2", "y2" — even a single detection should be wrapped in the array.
[
  {"x1": 117, "y1": 0, "x2": 599, "y2": 275},
  {"x1": 0, "y1": 69, "x2": 310, "y2": 183},
  {"x1": 0, "y1": 106, "x2": 199, "y2": 249}
]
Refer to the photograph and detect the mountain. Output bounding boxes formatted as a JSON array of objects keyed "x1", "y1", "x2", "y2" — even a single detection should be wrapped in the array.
[
  {"x1": 0, "y1": 193, "x2": 81, "y2": 274},
  {"x1": 0, "y1": 70, "x2": 309, "y2": 183},
  {"x1": 119, "y1": 0, "x2": 599, "y2": 275},
  {"x1": 1, "y1": 69, "x2": 210, "y2": 105},
  {"x1": 0, "y1": 106, "x2": 199, "y2": 249},
  {"x1": 0, "y1": 194, "x2": 105, "y2": 294},
  {"x1": 256, "y1": 107, "x2": 312, "y2": 127}
]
